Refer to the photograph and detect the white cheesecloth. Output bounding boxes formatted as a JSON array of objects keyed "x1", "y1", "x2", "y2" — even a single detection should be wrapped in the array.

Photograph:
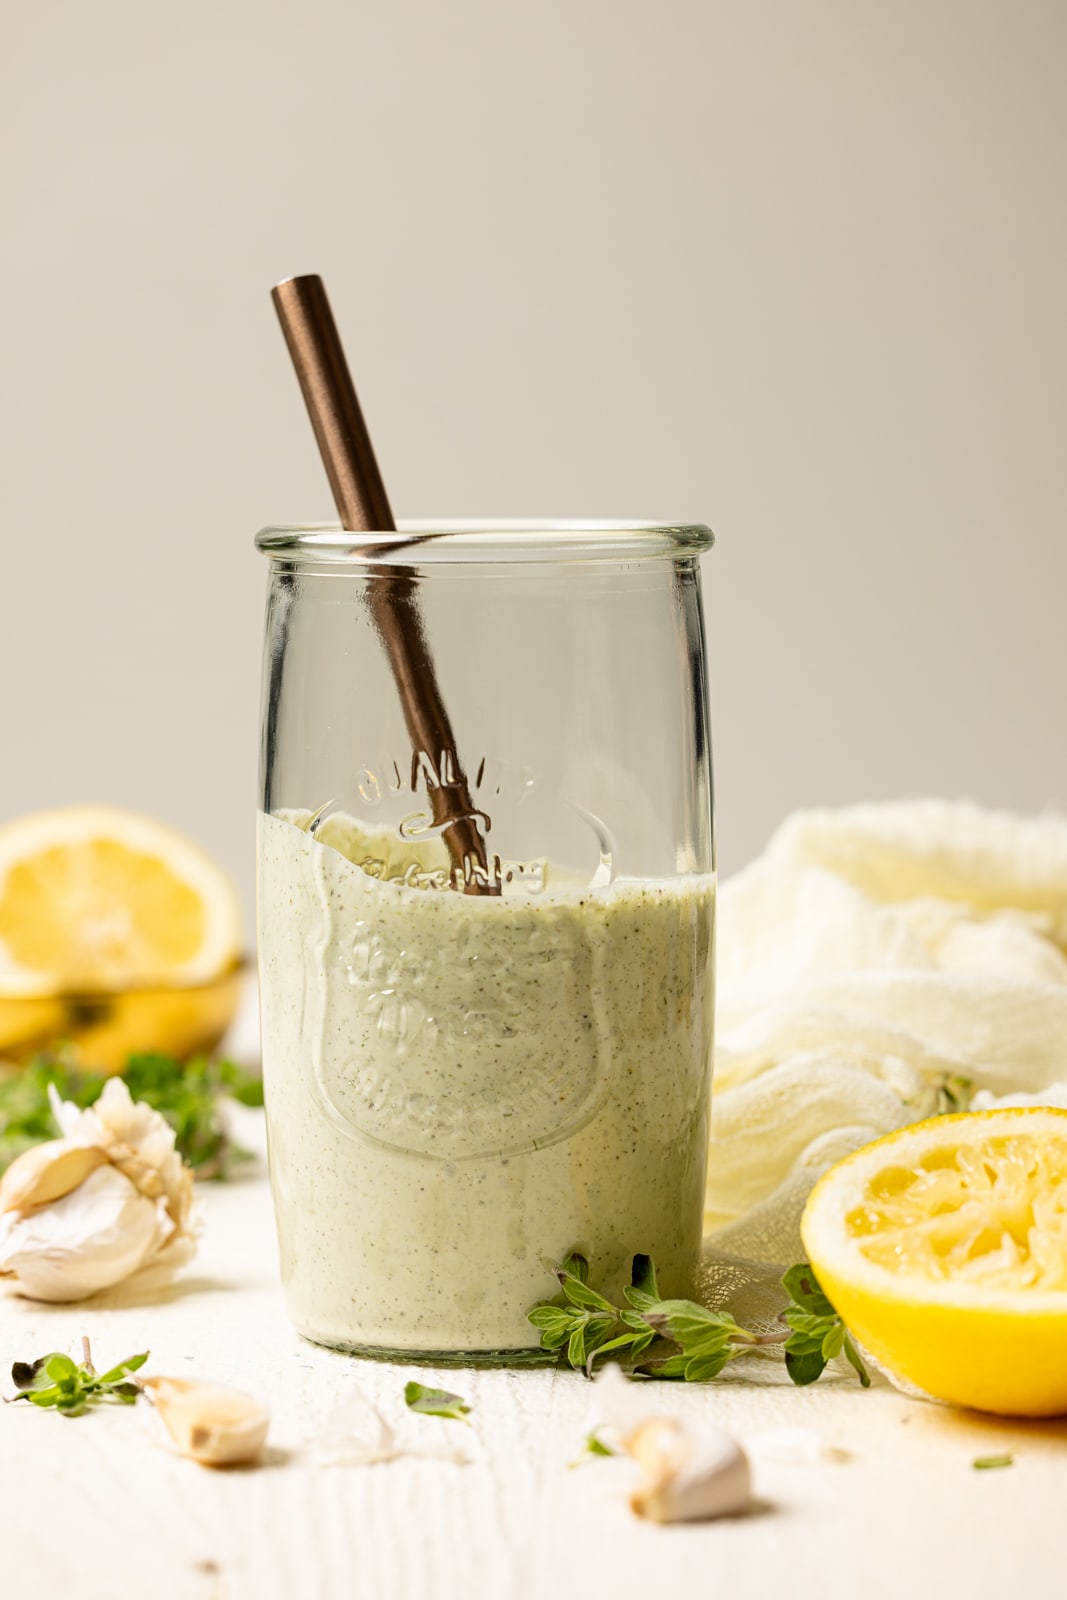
[{"x1": 701, "y1": 799, "x2": 1067, "y2": 1311}]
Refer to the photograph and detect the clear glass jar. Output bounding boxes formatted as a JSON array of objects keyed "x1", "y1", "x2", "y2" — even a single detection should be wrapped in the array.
[{"x1": 255, "y1": 520, "x2": 716, "y2": 1361}]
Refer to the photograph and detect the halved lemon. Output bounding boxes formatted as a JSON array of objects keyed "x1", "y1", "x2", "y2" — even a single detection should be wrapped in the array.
[
  {"x1": 801, "y1": 1108, "x2": 1067, "y2": 1416},
  {"x1": 0, "y1": 806, "x2": 243, "y2": 995}
]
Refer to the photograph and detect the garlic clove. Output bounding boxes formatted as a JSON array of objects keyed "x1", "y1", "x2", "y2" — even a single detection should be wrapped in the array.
[
  {"x1": 592, "y1": 1364, "x2": 753, "y2": 1524},
  {"x1": 0, "y1": 1139, "x2": 108, "y2": 1216},
  {"x1": 0, "y1": 1163, "x2": 168, "y2": 1301},
  {"x1": 624, "y1": 1417, "x2": 752, "y2": 1524},
  {"x1": 143, "y1": 1377, "x2": 269, "y2": 1467}
]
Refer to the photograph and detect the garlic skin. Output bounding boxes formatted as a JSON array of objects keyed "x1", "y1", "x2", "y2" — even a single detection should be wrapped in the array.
[
  {"x1": 0, "y1": 1078, "x2": 198, "y2": 1302},
  {"x1": 748, "y1": 1426, "x2": 849, "y2": 1466},
  {"x1": 307, "y1": 1390, "x2": 470, "y2": 1468},
  {"x1": 142, "y1": 1377, "x2": 269, "y2": 1467}
]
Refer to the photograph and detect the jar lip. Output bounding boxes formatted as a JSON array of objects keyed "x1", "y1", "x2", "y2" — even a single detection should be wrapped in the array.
[{"x1": 255, "y1": 519, "x2": 714, "y2": 566}]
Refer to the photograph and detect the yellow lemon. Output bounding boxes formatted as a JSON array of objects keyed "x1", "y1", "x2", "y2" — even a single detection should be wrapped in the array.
[
  {"x1": 0, "y1": 806, "x2": 242, "y2": 995},
  {"x1": 0, "y1": 807, "x2": 244, "y2": 1069},
  {"x1": 800, "y1": 1108, "x2": 1067, "y2": 1416}
]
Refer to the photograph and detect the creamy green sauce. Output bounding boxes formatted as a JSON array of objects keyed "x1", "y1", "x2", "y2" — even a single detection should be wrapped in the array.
[{"x1": 257, "y1": 809, "x2": 714, "y2": 1354}]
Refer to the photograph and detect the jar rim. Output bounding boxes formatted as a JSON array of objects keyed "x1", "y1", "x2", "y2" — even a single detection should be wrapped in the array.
[{"x1": 255, "y1": 519, "x2": 714, "y2": 566}]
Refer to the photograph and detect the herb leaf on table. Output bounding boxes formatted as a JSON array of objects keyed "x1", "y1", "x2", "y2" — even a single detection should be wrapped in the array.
[
  {"x1": 403, "y1": 1383, "x2": 471, "y2": 1422},
  {"x1": 567, "y1": 1428, "x2": 619, "y2": 1468},
  {"x1": 9, "y1": 1342, "x2": 148, "y2": 1417}
]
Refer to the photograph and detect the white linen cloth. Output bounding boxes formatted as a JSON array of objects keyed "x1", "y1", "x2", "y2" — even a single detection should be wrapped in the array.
[{"x1": 704, "y1": 800, "x2": 1067, "y2": 1268}]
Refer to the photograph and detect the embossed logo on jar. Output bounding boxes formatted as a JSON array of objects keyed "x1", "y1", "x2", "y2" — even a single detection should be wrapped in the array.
[{"x1": 309, "y1": 909, "x2": 611, "y2": 1160}]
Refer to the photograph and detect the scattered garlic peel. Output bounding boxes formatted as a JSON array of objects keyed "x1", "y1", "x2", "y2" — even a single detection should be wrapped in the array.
[
  {"x1": 0, "y1": 1140, "x2": 107, "y2": 1215},
  {"x1": 748, "y1": 1427, "x2": 850, "y2": 1466},
  {"x1": 143, "y1": 1377, "x2": 269, "y2": 1467},
  {"x1": 624, "y1": 1416, "x2": 752, "y2": 1524},
  {"x1": 308, "y1": 1395, "x2": 469, "y2": 1468}
]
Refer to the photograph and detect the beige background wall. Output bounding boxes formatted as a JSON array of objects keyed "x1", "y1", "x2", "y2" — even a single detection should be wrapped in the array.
[{"x1": 3, "y1": 1, "x2": 1065, "y2": 932}]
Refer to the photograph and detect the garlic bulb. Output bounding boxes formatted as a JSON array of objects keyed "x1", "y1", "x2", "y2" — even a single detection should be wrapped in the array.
[
  {"x1": 142, "y1": 1377, "x2": 269, "y2": 1467},
  {"x1": 0, "y1": 1164, "x2": 171, "y2": 1300},
  {"x1": 0, "y1": 1078, "x2": 197, "y2": 1302}
]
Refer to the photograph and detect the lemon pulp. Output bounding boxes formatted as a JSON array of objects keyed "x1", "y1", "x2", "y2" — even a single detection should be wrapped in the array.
[
  {"x1": 849, "y1": 1129, "x2": 1067, "y2": 1292},
  {"x1": 0, "y1": 806, "x2": 241, "y2": 994},
  {"x1": 0, "y1": 838, "x2": 206, "y2": 983}
]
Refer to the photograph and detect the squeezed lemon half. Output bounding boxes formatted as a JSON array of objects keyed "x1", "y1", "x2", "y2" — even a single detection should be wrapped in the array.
[
  {"x1": 801, "y1": 1108, "x2": 1067, "y2": 1416},
  {"x1": 0, "y1": 806, "x2": 242, "y2": 995}
]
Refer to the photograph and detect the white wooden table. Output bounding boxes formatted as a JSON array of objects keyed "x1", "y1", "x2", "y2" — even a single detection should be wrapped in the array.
[{"x1": 3, "y1": 1141, "x2": 1064, "y2": 1600}]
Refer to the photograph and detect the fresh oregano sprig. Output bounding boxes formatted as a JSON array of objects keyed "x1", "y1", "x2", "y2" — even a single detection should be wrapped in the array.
[
  {"x1": 934, "y1": 1073, "x2": 973, "y2": 1116},
  {"x1": 0, "y1": 1051, "x2": 263, "y2": 1179},
  {"x1": 779, "y1": 1263, "x2": 871, "y2": 1387},
  {"x1": 9, "y1": 1340, "x2": 148, "y2": 1417},
  {"x1": 527, "y1": 1251, "x2": 776, "y2": 1380},
  {"x1": 526, "y1": 1251, "x2": 655, "y2": 1373},
  {"x1": 527, "y1": 1251, "x2": 870, "y2": 1388}
]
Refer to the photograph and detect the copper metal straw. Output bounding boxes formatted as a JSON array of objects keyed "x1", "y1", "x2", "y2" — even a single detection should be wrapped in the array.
[{"x1": 271, "y1": 273, "x2": 496, "y2": 894}]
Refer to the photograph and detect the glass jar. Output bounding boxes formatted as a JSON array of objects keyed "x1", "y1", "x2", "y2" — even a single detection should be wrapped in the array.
[{"x1": 256, "y1": 520, "x2": 716, "y2": 1360}]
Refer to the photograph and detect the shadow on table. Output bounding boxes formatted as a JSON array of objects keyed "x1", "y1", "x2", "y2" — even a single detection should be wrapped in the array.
[
  {"x1": 903, "y1": 1398, "x2": 1067, "y2": 1452},
  {"x1": 73, "y1": 1273, "x2": 237, "y2": 1312}
]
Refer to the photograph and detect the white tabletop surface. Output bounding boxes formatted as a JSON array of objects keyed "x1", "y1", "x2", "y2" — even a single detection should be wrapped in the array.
[{"x1": 3, "y1": 1135, "x2": 1065, "y2": 1600}]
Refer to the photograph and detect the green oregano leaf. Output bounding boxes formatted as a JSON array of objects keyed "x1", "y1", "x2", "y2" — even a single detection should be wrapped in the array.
[
  {"x1": 780, "y1": 1263, "x2": 871, "y2": 1389},
  {"x1": 403, "y1": 1382, "x2": 471, "y2": 1423}
]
